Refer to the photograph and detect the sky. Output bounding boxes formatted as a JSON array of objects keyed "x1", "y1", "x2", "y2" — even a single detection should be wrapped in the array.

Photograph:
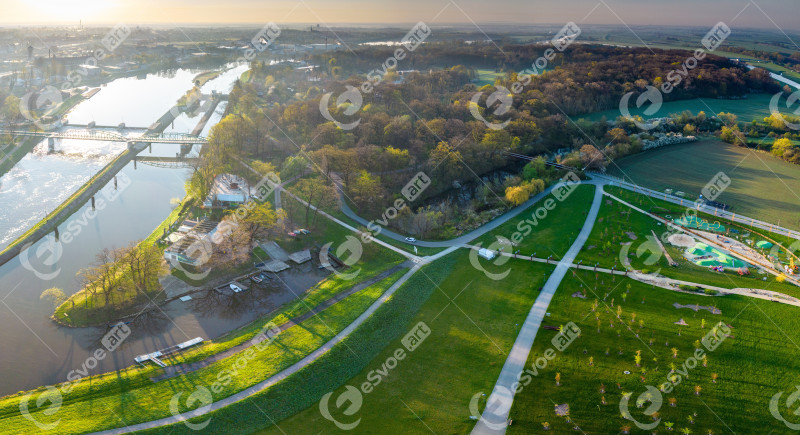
[{"x1": 5, "y1": 0, "x2": 800, "y2": 31}]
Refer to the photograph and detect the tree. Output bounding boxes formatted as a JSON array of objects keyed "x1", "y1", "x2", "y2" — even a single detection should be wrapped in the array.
[
  {"x1": 250, "y1": 160, "x2": 277, "y2": 177},
  {"x1": 579, "y1": 144, "x2": 605, "y2": 170},
  {"x1": 1, "y1": 95, "x2": 21, "y2": 125},
  {"x1": 40, "y1": 287, "x2": 66, "y2": 308},
  {"x1": 349, "y1": 171, "x2": 384, "y2": 213},
  {"x1": 772, "y1": 137, "x2": 794, "y2": 157},
  {"x1": 427, "y1": 141, "x2": 462, "y2": 182},
  {"x1": 410, "y1": 206, "x2": 443, "y2": 237},
  {"x1": 522, "y1": 156, "x2": 546, "y2": 180},
  {"x1": 294, "y1": 178, "x2": 337, "y2": 227},
  {"x1": 605, "y1": 127, "x2": 629, "y2": 144},
  {"x1": 281, "y1": 154, "x2": 311, "y2": 180},
  {"x1": 210, "y1": 220, "x2": 253, "y2": 270},
  {"x1": 505, "y1": 185, "x2": 529, "y2": 206}
]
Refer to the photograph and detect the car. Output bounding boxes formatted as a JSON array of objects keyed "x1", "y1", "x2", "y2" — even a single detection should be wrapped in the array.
[
  {"x1": 405, "y1": 237, "x2": 417, "y2": 243},
  {"x1": 230, "y1": 283, "x2": 244, "y2": 293}
]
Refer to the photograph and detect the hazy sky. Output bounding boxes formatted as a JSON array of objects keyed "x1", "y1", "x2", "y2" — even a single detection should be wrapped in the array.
[{"x1": 6, "y1": 0, "x2": 800, "y2": 31}]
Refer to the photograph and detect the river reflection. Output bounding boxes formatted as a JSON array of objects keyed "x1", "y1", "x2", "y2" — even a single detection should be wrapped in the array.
[{"x1": 0, "y1": 63, "x2": 300, "y2": 396}]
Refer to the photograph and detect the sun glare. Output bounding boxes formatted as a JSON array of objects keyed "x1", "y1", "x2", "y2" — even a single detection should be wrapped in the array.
[{"x1": 23, "y1": 0, "x2": 115, "y2": 22}]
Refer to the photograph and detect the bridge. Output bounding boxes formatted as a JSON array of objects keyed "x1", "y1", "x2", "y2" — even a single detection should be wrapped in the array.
[
  {"x1": 135, "y1": 156, "x2": 200, "y2": 169},
  {"x1": 0, "y1": 128, "x2": 207, "y2": 145}
]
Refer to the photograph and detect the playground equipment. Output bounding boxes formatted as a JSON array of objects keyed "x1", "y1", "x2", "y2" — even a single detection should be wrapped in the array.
[{"x1": 674, "y1": 216, "x2": 725, "y2": 232}]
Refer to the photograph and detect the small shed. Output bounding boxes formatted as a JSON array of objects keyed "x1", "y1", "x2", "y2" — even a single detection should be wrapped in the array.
[{"x1": 478, "y1": 248, "x2": 496, "y2": 260}]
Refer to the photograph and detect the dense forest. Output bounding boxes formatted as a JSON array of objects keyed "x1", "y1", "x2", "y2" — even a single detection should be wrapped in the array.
[{"x1": 197, "y1": 43, "x2": 782, "y2": 238}]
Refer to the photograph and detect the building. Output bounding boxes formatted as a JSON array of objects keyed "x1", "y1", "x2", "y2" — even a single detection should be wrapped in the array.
[
  {"x1": 163, "y1": 220, "x2": 220, "y2": 265},
  {"x1": 203, "y1": 174, "x2": 250, "y2": 207}
]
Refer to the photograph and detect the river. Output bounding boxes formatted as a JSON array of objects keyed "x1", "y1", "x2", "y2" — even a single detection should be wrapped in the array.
[{"x1": 0, "y1": 62, "x2": 323, "y2": 396}]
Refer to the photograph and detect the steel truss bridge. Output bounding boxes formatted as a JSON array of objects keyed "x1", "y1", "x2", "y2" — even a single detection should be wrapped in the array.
[{"x1": 0, "y1": 129, "x2": 207, "y2": 145}]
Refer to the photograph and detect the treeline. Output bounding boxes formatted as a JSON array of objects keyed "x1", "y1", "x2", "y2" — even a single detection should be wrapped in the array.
[
  {"x1": 209, "y1": 43, "x2": 775, "y2": 237},
  {"x1": 69, "y1": 242, "x2": 162, "y2": 313}
]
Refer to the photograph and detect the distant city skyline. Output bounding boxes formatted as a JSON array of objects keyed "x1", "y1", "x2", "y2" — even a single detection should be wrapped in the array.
[{"x1": 6, "y1": 0, "x2": 800, "y2": 32}]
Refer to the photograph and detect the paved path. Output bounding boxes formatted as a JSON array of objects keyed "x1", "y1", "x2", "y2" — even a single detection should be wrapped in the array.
[
  {"x1": 472, "y1": 184, "x2": 604, "y2": 434},
  {"x1": 237, "y1": 159, "x2": 417, "y2": 261},
  {"x1": 335, "y1": 177, "x2": 605, "y2": 248},
  {"x1": 605, "y1": 190, "x2": 800, "y2": 287},
  {"x1": 93, "y1": 263, "x2": 422, "y2": 435},
  {"x1": 150, "y1": 262, "x2": 410, "y2": 382},
  {"x1": 465, "y1": 246, "x2": 800, "y2": 308},
  {"x1": 590, "y1": 172, "x2": 800, "y2": 241}
]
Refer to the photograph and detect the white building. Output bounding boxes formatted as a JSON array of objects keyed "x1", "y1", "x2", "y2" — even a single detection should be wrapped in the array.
[{"x1": 203, "y1": 174, "x2": 250, "y2": 207}]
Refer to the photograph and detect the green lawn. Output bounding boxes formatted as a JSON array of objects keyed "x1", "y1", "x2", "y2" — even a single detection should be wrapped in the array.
[
  {"x1": 260, "y1": 250, "x2": 555, "y2": 434},
  {"x1": 578, "y1": 186, "x2": 800, "y2": 298},
  {"x1": 0, "y1": 267, "x2": 406, "y2": 434},
  {"x1": 607, "y1": 138, "x2": 800, "y2": 231},
  {"x1": 134, "y1": 250, "x2": 458, "y2": 435},
  {"x1": 508, "y1": 268, "x2": 800, "y2": 433},
  {"x1": 580, "y1": 93, "x2": 777, "y2": 124},
  {"x1": 472, "y1": 184, "x2": 597, "y2": 260},
  {"x1": 474, "y1": 69, "x2": 507, "y2": 86}
]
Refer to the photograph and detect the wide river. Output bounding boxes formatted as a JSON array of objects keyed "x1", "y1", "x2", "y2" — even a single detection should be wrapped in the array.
[{"x1": 0, "y1": 64, "x2": 323, "y2": 395}]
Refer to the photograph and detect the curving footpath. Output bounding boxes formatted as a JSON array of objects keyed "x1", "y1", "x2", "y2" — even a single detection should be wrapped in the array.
[
  {"x1": 94, "y1": 263, "x2": 424, "y2": 434},
  {"x1": 88, "y1": 166, "x2": 597, "y2": 434},
  {"x1": 336, "y1": 177, "x2": 605, "y2": 248},
  {"x1": 472, "y1": 184, "x2": 604, "y2": 434}
]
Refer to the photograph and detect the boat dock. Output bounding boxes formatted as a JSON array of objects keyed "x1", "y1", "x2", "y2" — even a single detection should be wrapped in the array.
[{"x1": 134, "y1": 337, "x2": 204, "y2": 367}]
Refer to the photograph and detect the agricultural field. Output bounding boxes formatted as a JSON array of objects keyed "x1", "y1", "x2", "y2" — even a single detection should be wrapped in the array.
[
  {"x1": 507, "y1": 268, "x2": 800, "y2": 434},
  {"x1": 580, "y1": 93, "x2": 777, "y2": 124},
  {"x1": 607, "y1": 139, "x2": 800, "y2": 231}
]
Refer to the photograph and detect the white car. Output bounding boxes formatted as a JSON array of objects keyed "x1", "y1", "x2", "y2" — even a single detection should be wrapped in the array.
[{"x1": 405, "y1": 237, "x2": 417, "y2": 243}]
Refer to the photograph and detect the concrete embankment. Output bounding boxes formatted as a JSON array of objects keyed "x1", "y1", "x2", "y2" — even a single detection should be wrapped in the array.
[
  {"x1": 0, "y1": 107, "x2": 181, "y2": 268},
  {"x1": 191, "y1": 95, "x2": 225, "y2": 136}
]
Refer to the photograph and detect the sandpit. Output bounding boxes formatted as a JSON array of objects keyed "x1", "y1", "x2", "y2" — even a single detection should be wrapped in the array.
[{"x1": 668, "y1": 233, "x2": 695, "y2": 248}]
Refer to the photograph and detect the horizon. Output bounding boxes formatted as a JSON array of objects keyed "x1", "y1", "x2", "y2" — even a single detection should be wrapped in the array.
[{"x1": 6, "y1": 0, "x2": 800, "y2": 31}]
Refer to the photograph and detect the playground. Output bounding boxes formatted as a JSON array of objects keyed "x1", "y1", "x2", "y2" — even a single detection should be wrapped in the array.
[
  {"x1": 674, "y1": 215, "x2": 726, "y2": 232},
  {"x1": 684, "y1": 242, "x2": 748, "y2": 269}
]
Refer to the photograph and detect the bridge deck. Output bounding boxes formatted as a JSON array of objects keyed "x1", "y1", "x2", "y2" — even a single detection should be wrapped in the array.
[{"x1": 0, "y1": 129, "x2": 207, "y2": 145}]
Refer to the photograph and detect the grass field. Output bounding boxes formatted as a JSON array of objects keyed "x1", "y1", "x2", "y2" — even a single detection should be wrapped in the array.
[
  {"x1": 580, "y1": 93, "x2": 776, "y2": 124},
  {"x1": 473, "y1": 69, "x2": 507, "y2": 86},
  {"x1": 577, "y1": 186, "x2": 800, "y2": 298},
  {"x1": 0, "y1": 265, "x2": 406, "y2": 434},
  {"x1": 607, "y1": 139, "x2": 800, "y2": 231},
  {"x1": 473, "y1": 184, "x2": 597, "y2": 260},
  {"x1": 260, "y1": 250, "x2": 555, "y2": 434},
  {"x1": 507, "y1": 268, "x2": 800, "y2": 433}
]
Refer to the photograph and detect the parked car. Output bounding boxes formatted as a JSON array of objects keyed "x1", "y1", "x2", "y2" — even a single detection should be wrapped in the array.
[{"x1": 405, "y1": 237, "x2": 417, "y2": 243}]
